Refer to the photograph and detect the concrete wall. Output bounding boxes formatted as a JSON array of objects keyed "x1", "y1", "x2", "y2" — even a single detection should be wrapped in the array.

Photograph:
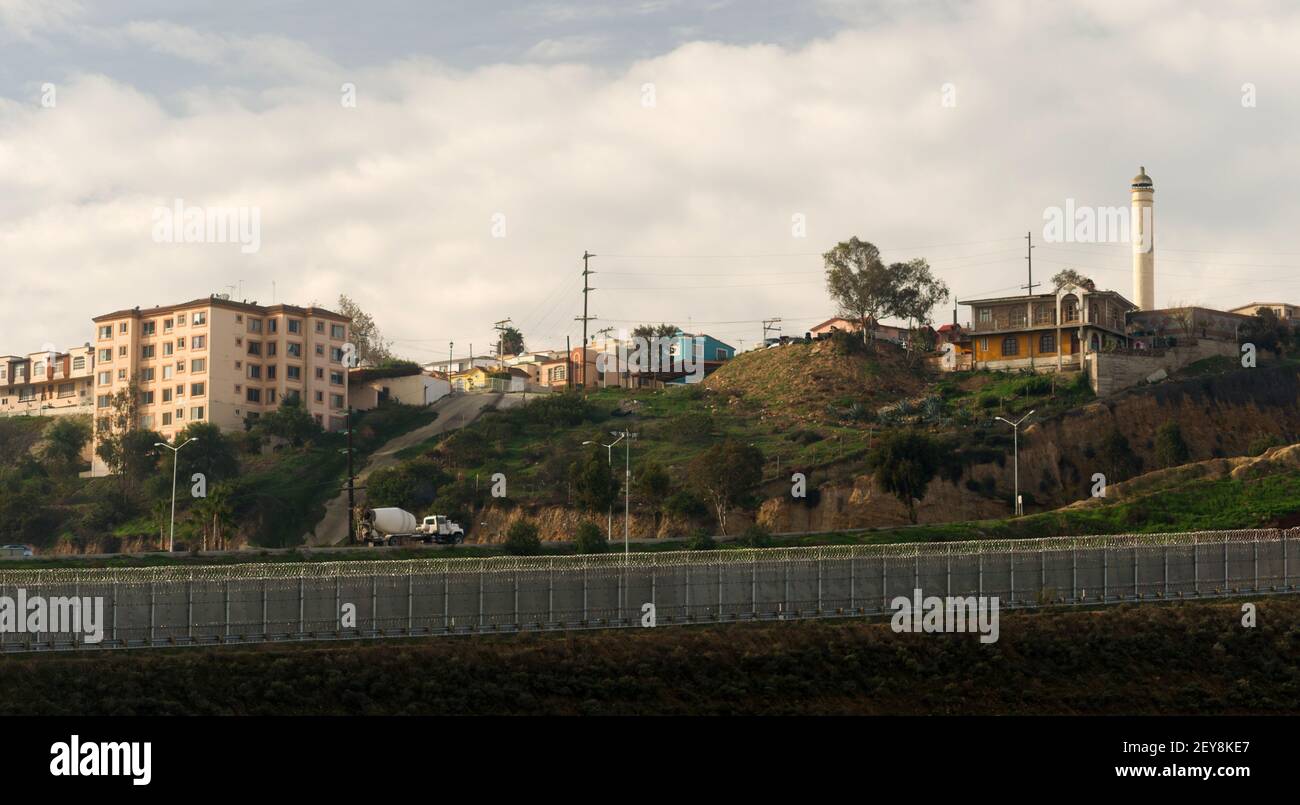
[
  {"x1": 0, "y1": 528, "x2": 1291, "y2": 652},
  {"x1": 1090, "y1": 340, "x2": 1239, "y2": 396}
]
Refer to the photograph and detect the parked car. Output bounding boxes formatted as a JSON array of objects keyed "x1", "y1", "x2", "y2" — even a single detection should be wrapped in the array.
[{"x1": 0, "y1": 544, "x2": 33, "y2": 558}]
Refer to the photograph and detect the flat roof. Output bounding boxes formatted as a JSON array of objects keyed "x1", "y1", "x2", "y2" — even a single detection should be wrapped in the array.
[{"x1": 94, "y1": 296, "x2": 349, "y2": 323}]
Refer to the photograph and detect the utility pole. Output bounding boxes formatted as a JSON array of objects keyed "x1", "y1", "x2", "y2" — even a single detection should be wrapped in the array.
[
  {"x1": 1022, "y1": 230, "x2": 1040, "y2": 370},
  {"x1": 566, "y1": 335, "x2": 572, "y2": 391},
  {"x1": 762, "y1": 317, "x2": 782, "y2": 347},
  {"x1": 492, "y1": 318, "x2": 512, "y2": 369},
  {"x1": 575, "y1": 251, "x2": 597, "y2": 387},
  {"x1": 346, "y1": 406, "x2": 356, "y2": 543}
]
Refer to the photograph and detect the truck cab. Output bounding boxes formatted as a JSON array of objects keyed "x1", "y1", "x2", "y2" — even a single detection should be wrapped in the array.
[{"x1": 418, "y1": 515, "x2": 466, "y2": 544}]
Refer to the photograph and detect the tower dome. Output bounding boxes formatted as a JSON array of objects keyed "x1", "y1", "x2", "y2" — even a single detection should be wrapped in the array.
[{"x1": 1131, "y1": 166, "x2": 1153, "y2": 188}]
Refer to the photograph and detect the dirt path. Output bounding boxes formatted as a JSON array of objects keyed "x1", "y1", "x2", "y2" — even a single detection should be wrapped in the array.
[{"x1": 304, "y1": 392, "x2": 506, "y2": 546}]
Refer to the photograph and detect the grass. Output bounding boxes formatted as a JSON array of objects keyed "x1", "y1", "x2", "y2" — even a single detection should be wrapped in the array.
[{"x1": 3, "y1": 597, "x2": 1296, "y2": 714}]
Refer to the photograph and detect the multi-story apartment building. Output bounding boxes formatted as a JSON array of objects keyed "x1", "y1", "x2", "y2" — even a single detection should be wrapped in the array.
[
  {"x1": 0, "y1": 345, "x2": 96, "y2": 417},
  {"x1": 1229, "y1": 302, "x2": 1300, "y2": 325},
  {"x1": 90, "y1": 295, "x2": 351, "y2": 473},
  {"x1": 958, "y1": 284, "x2": 1135, "y2": 372}
]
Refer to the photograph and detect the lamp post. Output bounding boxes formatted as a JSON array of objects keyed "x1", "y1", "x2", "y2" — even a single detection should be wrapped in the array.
[
  {"x1": 583, "y1": 432, "x2": 625, "y2": 541},
  {"x1": 994, "y1": 410, "x2": 1034, "y2": 516},
  {"x1": 615, "y1": 430, "x2": 638, "y2": 555},
  {"x1": 155, "y1": 437, "x2": 199, "y2": 552}
]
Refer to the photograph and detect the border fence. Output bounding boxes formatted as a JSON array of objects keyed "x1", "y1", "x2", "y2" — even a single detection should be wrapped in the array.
[{"x1": 0, "y1": 528, "x2": 1295, "y2": 652}]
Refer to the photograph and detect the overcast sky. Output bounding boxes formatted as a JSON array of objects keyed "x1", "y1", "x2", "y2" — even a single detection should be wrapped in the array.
[{"x1": 3, "y1": 0, "x2": 1300, "y2": 360}]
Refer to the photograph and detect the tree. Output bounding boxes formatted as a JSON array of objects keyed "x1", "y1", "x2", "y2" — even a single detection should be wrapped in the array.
[
  {"x1": 174, "y1": 421, "x2": 239, "y2": 485},
  {"x1": 190, "y1": 482, "x2": 235, "y2": 551},
  {"x1": 503, "y1": 519, "x2": 542, "y2": 555},
  {"x1": 890, "y1": 257, "x2": 950, "y2": 361},
  {"x1": 95, "y1": 379, "x2": 160, "y2": 488},
  {"x1": 499, "y1": 326, "x2": 525, "y2": 356},
  {"x1": 687, "y1": 441, "x2": 764, "y2": 536},
  {"x1": 1050, "y1": 269, "x2": 1093, "y2": 290},
  {"x1": 1243, "y1": 308, "x2": 1288, "y2": 357},
  {"x1": 336, "y1": 294, "x2": 393, "y2": 366},
  {"x1": 366, "y1": 458, "x2": 449, "y2": 512},
  {"x1": 569, "y1": 448, "x2": 620, "y2": 513},
  {"x1": 635, "y1": 460, "x2": 672, "y2": 533},
  {"x1": 41, "y1": 417, "x2": 91, "y2": 474},
  {"x1": 573, "y1": 521, "x2": 609, "y2": 554},
  {"x1": 256, "y1": 398, "x2": 323, "y2": 447},
  {"x1": 632, "y1": 323, "x2": 679, "y2": 341},
  {"x1": 1154, "y1": 422, "x2": 1190, "y2": 468},
  {"x1": 1098, "y1": 429, "x2": 1142, "y2": 483},
  {"x1": 867, "y1": 430, "x2": 940, "y2": 524},
  {"x1": 824, "y1": 237, "x2": 894, "y2": 346}
]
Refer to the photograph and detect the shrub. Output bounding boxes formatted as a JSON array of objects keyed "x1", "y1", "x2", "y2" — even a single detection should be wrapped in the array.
[
  {"x1": 573, "y1": 521, "x2": 609, "y2": 554},
  {"x1": 1154, "y1": 422, "x2": 1191, "y2": 467},
  {"x1": 686, "y1": 528, "x2": 716, "y2": 550},
  {"x1": 739, "y1": 524, "x2": 773, "y2": 548},
  {"x1": 503, "y1": 520, "x2": 542, "y2": 555}
]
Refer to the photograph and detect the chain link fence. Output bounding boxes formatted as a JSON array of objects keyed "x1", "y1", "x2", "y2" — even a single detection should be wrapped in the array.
[{"x1": 0, "y1": 528, "x2": 1293, "y2": 652}]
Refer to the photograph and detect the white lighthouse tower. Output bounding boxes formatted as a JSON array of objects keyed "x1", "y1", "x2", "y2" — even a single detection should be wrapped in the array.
[{"x1": 1130, "y1": 167, "x2": 1155, "y2": 310}]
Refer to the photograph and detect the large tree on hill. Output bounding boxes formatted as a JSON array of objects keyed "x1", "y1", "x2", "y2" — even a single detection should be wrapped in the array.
[
  {"x1": 1050, "y1": 269, "x2": 1093, "y2": 291},
  {"x1": 824, "y1": 237, "x2": 894, "y2": 346},
  {"x1": 499, "y1": 325, "x2": 525, "y2": 356},
  {"x1": 336, "y1": 294, "x2": 393, "y2": 366},
  {"x1": 687, "y1": 440, "x2": 764, "y2": 536},
  {"x1": 891, "y1": 257, "x2": 950, "y2": 361},
  {"x1": 631, "y1": 323, "x2": 679, "y2": 340},
  {"x1": 868, "y1": 430, "x2": 940, "y2": 524}
]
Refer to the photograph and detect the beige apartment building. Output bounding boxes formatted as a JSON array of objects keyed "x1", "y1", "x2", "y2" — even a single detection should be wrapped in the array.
[
  {"x1": 90, "y1": 295, "x2": 351, "y2": 474},
  {"x1": 0, "y1": 344, "x2": 96, "y2": 417}
]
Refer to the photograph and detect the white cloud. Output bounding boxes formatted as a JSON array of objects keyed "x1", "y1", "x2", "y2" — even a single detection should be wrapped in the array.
[{"x1": 4, "y1": 1, "x2": 1300, "y2": 358}]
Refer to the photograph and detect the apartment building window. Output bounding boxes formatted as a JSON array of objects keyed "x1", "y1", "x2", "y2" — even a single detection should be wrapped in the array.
[
  {"x1": 190, "y1": 406, "x2": 205, "y2": 420},
  {"x1": 119, "y1": 322, "x2": 128, "y2": 334},
  {"x1": 98, "y1": 349, "x2": 111, "y2": 362},
  {"x1": 193, "y1": 312, "x2": 206, "y2": 325},
  {"x1": 314, "y1": 390, "x2": 324, "y2": 403},
  {"x1": 177, "y1": 313, "x2": 187, "y2": 326},
  {"x1": 175, "y1": 407, "x2": 184, "y2": 421},
  {"x1": 139, "y1": 414, "x2": 154, "y2": 429},
  {"x1": 96, "y1": 395, "x2": 110, "y2": 408},
  {"x1": 315, "y1": 367, "x2": 324, "y2": 380},
  {"x1": 117, "y1": 369, "x2": 126, "y2": 380},
  {"x1": 176, "y1": 337, "x2": 185, "y2": 349},
  {"x1": 246, "y1": 388, "x2": 261, "y2": 403},
  {"x1": 140, "y1": 390, "x2": 155, "y2": 405},
  {"x1": 175, "y1": 384, "x2": 184, "y2": 399},
  {"x1": 267, "y1": 342, "x2": 277, "y2": 356},
  {"x1": 163, "y1": 365, "x2": 174, "y2": 380},
  {"x1": 315, "y1": 322, "x2": 325, "y2": 334},
  {"x1": 18, "y1": 387, "x2": 34, "y2": 402},
  {"x1": 1001, "y1": 336, "x2": 1019, "y2": 356},
  {"x1": 142, "y1": 321, "x2": 156, "y2": 336},
  {"x1": 330, "y1": 346, "x2": 344, "y2": 363},
  {"x1": 191, "y1": 382, "x2": 205, "y2": 397},
  {"x1": 118, "y1": 345, "x2": 127, "y2": 358},
  {"x1": 247, "y1": 341, "x2": 262, "y2": 356},
  {"x1": 330, "y1": 324, "x2": 345, "y2": 339},
  {"x1": 141, "y1": 345, "x2": 155, "y2": 359},
  {"x1": 33, "y1": 361, "x2": 44, "y2": 375},
  {"x1": 288, "y1": 319, "x2": 301, "y2": 334},
  {"x1": 248, "y1": 318, "x2": 263, "y2": 333},
  {"x1": 267, "y1": 389, "x2": 276, "y2": 404},
  {"x1": 1009, "y1": 308, "x2": 1027, "y2": 327},
  {"x1": 236, "y1": 314, "x2": 243, "y2": 323},
  {"x1": 248, "y1": 365, "x2": 261, "y2": 380},
  {"x1": 1039, "y1": 334, "x2": 1056, "y2": 353},
  {"x1": 163, "y1": 318, "x2": 174, "y2": 332},
  {"x1": 235, "y1": 384, "x2": 242, "y2": 393},
  {"x1": 163, "y1": 388, "x2": 172, "y2": 403},
  {"x1": 72, "y1": 356, "x2": 85, "y2": 371},
  {"x1": 190, "y1": 358, "x2": 205, "y2": 372},
  {"x1": 163, "y1": 342, "x2": 174, "y2": 356},
  {"x1": 98, "y1": 325, "x2": 112, "y2": 339},
  {"x1": 57, "y1": 383, "x2": 74, "y2": 398},
  {"x1": 177, "y1": 360, "x2": 186, "y2": 373},
  {"x1": 267, "y1": 365, "x2": 277, "y2": 380},
  {"x1": 162, "y1": 412, "x2": 172, "y2": 426},
  {"x1": 979, "y1": 337, "x2": 989, "y2": 353},
  {"x1": 314, "y1": 344, "x2": 324, "y2": 357},
  {"x1": 330, "y1": 394, "x2": 345, "y2": 409},
  {"x1": 1063, "y1": 300, "x2": 1078, "y2": 322},
  {"x1": 140, "y1": 368, "x2": 155, "y2": 382},
  {"x1": 979, "y1": 308, "x2": 991, "y2": 323},
  {"x1": 97, "y1": 371, "x2": 110, "y2": 385},
  {"x1": 235, "y1": 361, "x2": 242, "y2": 370},
  {"x1": 287, "y1": 342, "x2": 302, "y2": 357},
  {"x1": 192, "y1": 335, "x2": 206, "y2": 349},
  {"x1": 330, "y1": 371, "x2": 343, "y2": 385},
  {"x1": 287, "y1": 366, "x2": 301, "y2": 381}
]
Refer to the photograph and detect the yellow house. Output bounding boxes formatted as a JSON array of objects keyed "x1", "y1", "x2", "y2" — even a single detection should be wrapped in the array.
[{"x1": 451, "y1": 366, "x2": 493, "y2": 390}]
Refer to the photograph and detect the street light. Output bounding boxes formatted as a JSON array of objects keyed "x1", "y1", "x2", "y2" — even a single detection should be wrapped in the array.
[
  {"x1": 583, "y1": 432, "x2": 625, "y2": 541},
  {"x1": 994, "y1": 410, "x2": 1034, "y2": 516},
  {"x1": 155, "y1": 437, "x2": 199, "y2": 552}
]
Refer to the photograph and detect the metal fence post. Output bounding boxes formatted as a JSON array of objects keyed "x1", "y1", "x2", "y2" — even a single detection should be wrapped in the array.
[
  {"x1": 1102, "y1": 547, "x2": 1108, "y2": 601},
  {"x1": 849, "y1": 558, "x2": 855, "y2": 611},
  {"x1": 1071, "y1": 548, "x2": 1077, "y2": 602},
  {"x1": 1253, "y1": 540, "x2": 1259, "y2": 591},
  {"x1": 1163, "y1": 546, "x2": 1169, "y2": 597},
  {"x1": 977, "y1": 552, "x2": 983, "y2": 598},
  {"x1": 1223, "y1": 540, "x2": 1229, "y2": 591},
  {"x1": 684, "y1": 565, "x2": 689, "y2": 620},
  {"x1": 261, "y1": 579, "x2": 268, "y2": 637},
  {"x1": 187, "y1": 581, "x2": 193, "y2": 641},
  {"x1": 582, "y1": 567, "x2": 588, "y2": 622},
  {"x1": 223, "y1": 580, "x2": 230, "y2": 639},
  {"x1": 1285, "y1": 531, "x2": 1290, "y2": 589},
  {"x1": 817, "y1": 558, "x2": 823, "y2": 612},
  {"x1": 478, "y1": 572, "x2": 485, "y2": 628},
  {"x1": 1009, "y1": 551, "x2": 1015, "y2": 605},
  {"x1": 513, "y1": 572, "x2": 519, "y2": 629},
  {"x1": 149, "y1": 582, "x2": 156, "y2": 644},
  {"x1": 751, "y1": 559, "x2": 757, "y2": 616},
  {"x1": 881, "y1": 557, "x2": 888, "y2": 610},
  {"x1": 409, "y1": 570, "x2": 416, "y2": 633},
  {"x1": 548, "y1": 563, "x2": 554, "y2": 625},
  {"x1": 1194, "y1": 538, "x2": 1200, "y2": 594},
  {"x1": 1133, "y1": 549, "x2": 1138, "y2": 599},
  {"x1": 444, "y1": 571, "x2": 451, "y2": 631},
  {"x1": 111, "y1": 583, "x2": 118, "y2": 646},
  {"x1": 717, "y1": 564, "x2": 723, "y2": 619},
  {"x1": 946, "y1": 546, "x2": 952, "y2": 597},
  {"x1": 298, "y1": 577, "x2": 305, "y2": 636}
]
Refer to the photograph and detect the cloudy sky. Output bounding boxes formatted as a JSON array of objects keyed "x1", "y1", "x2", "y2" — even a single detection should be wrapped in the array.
[{"x1": 3, "y1": 0, "x2": 1300, "y2": 360}]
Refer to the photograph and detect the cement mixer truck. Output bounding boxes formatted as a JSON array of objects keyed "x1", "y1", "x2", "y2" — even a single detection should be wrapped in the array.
[{"x1": 358, "y1": 507, "x2": 466, "y2": 546}]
